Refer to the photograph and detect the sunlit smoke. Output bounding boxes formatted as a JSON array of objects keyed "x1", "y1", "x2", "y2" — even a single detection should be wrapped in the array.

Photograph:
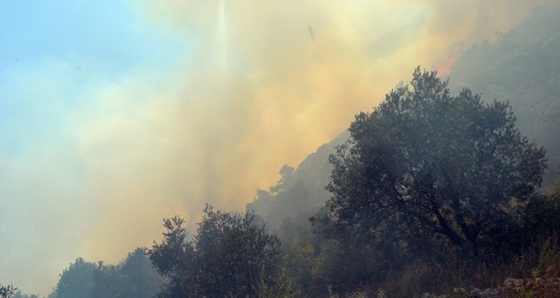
[
  {"x1": 82, "y1": 0, "x2": 559, "y2": 262},
  {"x1": 4, "y1": 0, "x2": 559, "y2": 294},
  {"x1": 218, "y1": 0, "x2": 227, "y2": 74}
]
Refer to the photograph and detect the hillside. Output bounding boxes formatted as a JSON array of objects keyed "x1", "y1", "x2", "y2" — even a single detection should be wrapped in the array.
[
  {"x1": 247, "y1": 5, "x2": 560, "y2": 227},
  {"x1": 448, "y1": 5, "x2": 560, "y2": 185},
  {"x1": 246, "y1": 130, "x2": 348, "y2": 229}
]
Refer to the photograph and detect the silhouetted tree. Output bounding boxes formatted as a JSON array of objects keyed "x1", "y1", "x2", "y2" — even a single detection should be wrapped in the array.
[
  {"x1": 148, "y1": 205, "x2": 284, "y2": 297},
  {"x1": 49, "y1": 250, "x2": 162, "y2": 298},
  {"x1": 147, "y1": 216, "x2": 194, "y2": 297},
  {"x1": 317, "y1": 67, "x2": 547, "y2": 258},
  {"x1": 50, "y1": 258, "x2": 96, "y2": 298},
  {"x1": 523, "y1": 174, "x2": 560, "y2": 241},
  {"x1": 118, "y1": 248, "x2": 162, "y2": 298},
  {"x1": 0, "y1": 285, "x2": 17, "y2": 298}
]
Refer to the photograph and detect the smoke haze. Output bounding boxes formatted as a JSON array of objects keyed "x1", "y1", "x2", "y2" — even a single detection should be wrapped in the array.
[{"x1": 1, "y1": 0, "x2": 558, "y2": 294}]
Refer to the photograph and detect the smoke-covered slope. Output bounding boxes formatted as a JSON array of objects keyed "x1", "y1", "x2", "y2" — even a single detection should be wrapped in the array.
[
  {"x1": 448, "y1": 5, "x2": 560, "y2": 184},
  {"x1": 248, "y1": 5, "x2": 560, "y2": 227},
  {"x1": 246, "y1": 130, "x2": 348, "y2": 229}
]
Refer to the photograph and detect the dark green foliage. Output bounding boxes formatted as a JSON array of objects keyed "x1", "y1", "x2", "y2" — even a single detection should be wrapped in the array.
[
  {"x1": 148, "y1": 205, "x2": 284, "y2": 298},
  {"x1": 522, "y1": 177, "x2": 560, "y2": 242},
  {"x1": 0, "y1": 285, "x2": 17, "y2": 298},
  {"x1": 49, "y1": 249, "x2": 161, "y2": 298},
  {"x1": 147, "y1": 216, "x2": 194, "y2": 297},
  {"x1": 50, "y1": 258, "x2": 96, "y2": 298},
  {"x1": 118, "y1": 248, "x2": 163, "y2": 298},
  {"x1": 195, "y1": 206, "x2": 282, "y2": 297},
  {"x1": 283, "y1": 233, "x2": 315, "y2": 293},
  {"x1": 311, "y1": 239, "x2": 380, "y2": 294},
  {"x1": 318, "y1": 68, "x2": 547, "y2": 260},
  {"x1": 255, "y1": 265, "x2": 300, "y2": 298}
]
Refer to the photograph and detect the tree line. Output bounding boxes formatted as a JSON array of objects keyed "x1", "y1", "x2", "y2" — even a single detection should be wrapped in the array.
[{"x1": 6, "y1": 68, "x2": 560, "y2": 297}]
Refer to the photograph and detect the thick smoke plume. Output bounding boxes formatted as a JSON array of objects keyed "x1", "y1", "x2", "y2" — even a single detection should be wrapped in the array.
[
  {"x1": 3, "y1": 0, "x2": 558, "y2": 294},
  {"x1": 86, "y1": 0, "x2": 557, "y2": 261}
]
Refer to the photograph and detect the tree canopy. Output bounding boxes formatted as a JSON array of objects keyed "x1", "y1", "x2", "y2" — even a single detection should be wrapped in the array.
[
  {"x1": 318, "y1": 68, "x2": 548, "y2": 257},
  {"x1": 49, "y1": 249, "x2": 161, "y2": 298},
  {"x1": 148, "y1": 205, "x2": 288, "y2": 298},
  {"x1": 0, "y1": 285, "x2": 16, "y2": 298}
]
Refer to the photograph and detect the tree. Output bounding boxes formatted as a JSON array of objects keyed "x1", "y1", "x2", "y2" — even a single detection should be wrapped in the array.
[
  {"x1": 0, "y1": 285, "x2": 16, "y2": 298},
  {"x1": 148, "y1": 205, "x2": 285, "y2": 297},
  {"x1": 50, "y1": 258, "x2": 96, "y2": 298},
  {"x1": 49, "y1": 250, "x2": 162, "y2": 298},
  {"x1": 319, "y1": 68, "x2": 547, "y2": 257},
  {"x1": 147, "y1": 216, "x2": 195, "y2": 297},
  {"x1": 523, "y1": 174, "x2": 560, "y2": 241},
  {"x1": 118, "y1": 248, "x2": 162, "y2": 298}
]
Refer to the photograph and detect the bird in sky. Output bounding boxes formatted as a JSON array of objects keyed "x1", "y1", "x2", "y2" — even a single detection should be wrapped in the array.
[{"x1": 308, "y1": 25, "x2": 315, "y2": 41}]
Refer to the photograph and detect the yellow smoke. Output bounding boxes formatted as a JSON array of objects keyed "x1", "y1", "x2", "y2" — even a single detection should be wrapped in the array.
[{"x1": 80, "y1": 0, "x2": 559, "y2": 262}]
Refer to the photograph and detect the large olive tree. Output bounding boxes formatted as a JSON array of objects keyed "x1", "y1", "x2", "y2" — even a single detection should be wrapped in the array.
[{"x1": 321, "y1": 68, "x2": 547, "y2": 256}]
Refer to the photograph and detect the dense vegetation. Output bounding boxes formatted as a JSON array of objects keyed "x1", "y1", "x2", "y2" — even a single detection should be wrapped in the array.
[
  {"x1": 48, "y1": 248, "x2": 162, "y2": 298},
  {"x1": 147, "y1": 205, "x2": 294, "y2": 298},
  {"x1": 306, "y1": 69, "x2": 554, "y2": 296},
  {"x1": 321, "y1": 68, "x2": 546, "y2": 256}
]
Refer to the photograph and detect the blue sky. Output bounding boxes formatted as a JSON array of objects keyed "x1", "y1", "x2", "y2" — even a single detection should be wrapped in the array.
[
  {"x1": 0, "y1": 1, "x2": 185, "y2": 68},
  {"x1": 0, "y1": 0, "x2": 187, "y2": 156}
]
